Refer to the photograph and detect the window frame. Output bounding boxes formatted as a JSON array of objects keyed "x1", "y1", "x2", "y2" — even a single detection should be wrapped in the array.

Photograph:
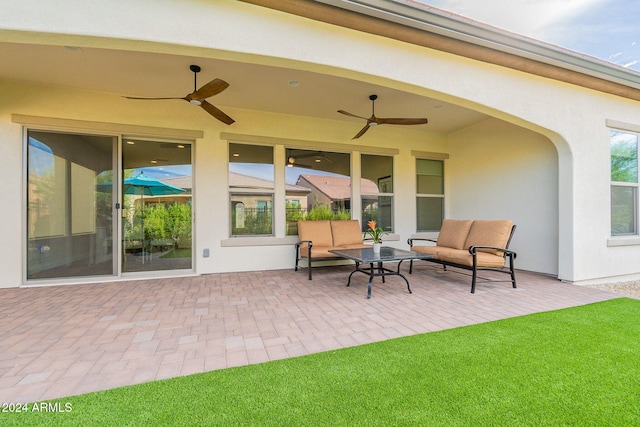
[
  {"x1": 228, "y1": 143, "x2": 275, "y2": 237},
  {"x1": 361, "y1": 153, "x2": 394, "y2": 233},
  {"x1": 610, "y1": 128, "x2": 639, "y2": 237},
  {"x1": 415, "y1": 158, "x2": 445, "y2": 232}
]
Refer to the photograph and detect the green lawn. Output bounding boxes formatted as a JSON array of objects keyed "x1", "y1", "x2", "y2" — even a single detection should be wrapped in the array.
[{"x1": 5, "y1": 298, "x2": 640, "y2": 426}]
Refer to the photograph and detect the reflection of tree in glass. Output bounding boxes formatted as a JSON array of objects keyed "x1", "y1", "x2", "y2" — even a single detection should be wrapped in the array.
[{"x1": 611, "y1": 131, "x2": 638, "y2": 183}]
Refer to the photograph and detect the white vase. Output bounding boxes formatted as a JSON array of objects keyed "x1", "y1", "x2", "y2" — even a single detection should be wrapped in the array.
[{"x1": 373, "y1": 243, "x2": 381, "y2": 253}]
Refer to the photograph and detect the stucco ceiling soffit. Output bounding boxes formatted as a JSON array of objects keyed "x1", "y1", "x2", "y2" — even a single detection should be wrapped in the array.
[{"x1": 240, "y1": 0, "x2": 640, "y2": 102}]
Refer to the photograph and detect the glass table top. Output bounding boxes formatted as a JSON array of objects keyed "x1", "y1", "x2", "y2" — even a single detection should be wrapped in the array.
[{"x1": 329, "y1": 247, "x2": 434, "y2": 263}]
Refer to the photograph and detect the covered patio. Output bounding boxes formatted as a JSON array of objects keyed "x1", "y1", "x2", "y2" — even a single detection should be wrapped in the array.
[{"x1": 0, "y1": 266, "x2": 623, "y2": 404}]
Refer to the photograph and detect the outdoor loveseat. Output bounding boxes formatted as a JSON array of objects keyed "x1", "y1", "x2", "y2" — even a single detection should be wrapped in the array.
[
  {"x1": 295, "y1": 220, "x2": 369, "y2": 280},
  {"x1": 407, "y1": 219, "x2": 517, "y2": 293}
]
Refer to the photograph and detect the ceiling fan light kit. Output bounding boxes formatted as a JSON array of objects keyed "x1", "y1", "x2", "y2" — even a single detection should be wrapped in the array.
[
  {"x1": 124, "y1": 65, "x2": 235, "y2": 125},
  {"x1": 338, "y1": 94, "x2": 428, "y2": 139}
]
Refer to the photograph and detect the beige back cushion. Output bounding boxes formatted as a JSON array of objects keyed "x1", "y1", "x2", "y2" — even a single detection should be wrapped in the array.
[
  {"x1": 437, "y1": 219, "x2": 474, "y2": 249},
  {"x1": 331, "y1": 220, "x2": 364, "y2": 246},
  {"x1": 297, "y1": 220, "x2": 333, "y2": 247},
  {"x1": 464, "y1": 220, "x2": 513, "y2": 255}
]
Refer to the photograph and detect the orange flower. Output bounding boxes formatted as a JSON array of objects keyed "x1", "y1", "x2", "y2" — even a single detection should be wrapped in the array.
[{"x1": 365, "y1": 220, "x2": 386, "y2": 243}]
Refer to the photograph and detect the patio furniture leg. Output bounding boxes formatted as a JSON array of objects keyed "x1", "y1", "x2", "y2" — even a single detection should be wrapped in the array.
[
  {"x1": 471, "y1": 271, "x2": 477, "y2": 293},
  {"x1": 471, "y1": 255, "x2": 478, "y2": 293},
  {"x1": 347, "y1": 262, "x2": 359, "y2": 287},
  {"x1": 509, "y1": 255, "x2": 517, "y2": 288},
  {"x1": 367, "y1": 262, "x2": 374, "y2": 299},
  {"x1": 307, "y1": 245, "x2": 313, "y2": 280},
  {"x1": 379, "y1": 261, "x2": 385, "y2": 283},
  {"x1": 409, "y1": 259, "x2": 413, "y2": 274},
  {"x1": 394, "y1": 260, "x2": 412, "y2": 294}
]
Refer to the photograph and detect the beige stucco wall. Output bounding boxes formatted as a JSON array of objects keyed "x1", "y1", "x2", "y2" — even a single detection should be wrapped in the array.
[
  {"x1": 1, "y1": 0, "x2": 640, "y2": 286},
  {"x1": 447, "y1": 119, "x2": 559, "y2": 275}
]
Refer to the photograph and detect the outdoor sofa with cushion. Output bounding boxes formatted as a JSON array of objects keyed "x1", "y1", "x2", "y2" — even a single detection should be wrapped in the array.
[
  {"x1": 407, "y1": 219, "x2": 517, "y2": 293},
  {"x1": 295, "y1": 219, "x2": 369, "y2": 280}
]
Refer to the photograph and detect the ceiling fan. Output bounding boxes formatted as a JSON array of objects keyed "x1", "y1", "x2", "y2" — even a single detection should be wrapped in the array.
[
  {"x1": 123, "y1": 65, "x2": 235, "y2": 125},
  {"x1": 338, "y1": 94, "x2": 428, "y2": 139}
]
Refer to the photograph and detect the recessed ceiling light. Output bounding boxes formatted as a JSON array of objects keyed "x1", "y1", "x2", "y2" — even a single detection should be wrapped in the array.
[
  {"x1": 126, "y1": 141, "x2": 135, "y2": 145},
  {"x1": 315, "y1": 159, "x2": 321, "y2": 163},
  {"x1": 232, "y1": 153, "x2": 240, "y2": 157},
  {"x1": 288, "y1": 80, "x2": 300, "y2": 87},
  {"x1": 177, "y1": 144, "x2": 185, "y2": 149},
  {"x1": 150, "y1": 160, "x2": 158, "y2": 164}
]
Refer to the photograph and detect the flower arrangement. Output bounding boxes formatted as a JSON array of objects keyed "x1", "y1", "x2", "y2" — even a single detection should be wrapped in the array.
[{"x1": 365, "y1": 220, "x2": 386, "y2": 244}]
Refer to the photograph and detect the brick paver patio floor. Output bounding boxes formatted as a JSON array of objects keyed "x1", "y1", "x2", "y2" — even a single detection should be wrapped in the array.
[{"x1": 0, "y1": 265, "x2": 621, "y2": 404}]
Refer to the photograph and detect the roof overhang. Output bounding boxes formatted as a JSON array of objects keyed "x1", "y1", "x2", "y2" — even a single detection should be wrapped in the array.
[{"x1": 241, "y1": 0, "x2": 640, "y2": 101}]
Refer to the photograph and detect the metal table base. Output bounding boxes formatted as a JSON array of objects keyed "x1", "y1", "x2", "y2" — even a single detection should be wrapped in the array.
[
  {"x1": 329, "y1": 247, "x2": 434, "y2": 299},
  {"x1": 346, "y1": 260, "x2": 411, "y2": 299}
]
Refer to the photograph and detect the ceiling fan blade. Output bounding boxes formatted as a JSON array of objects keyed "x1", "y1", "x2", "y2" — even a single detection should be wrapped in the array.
[
  {"x1": 123, "y1": 96, "x2": 184, "y2": 101},
  {"x1": 337, "y1": 110, "x2": 369, "y2": 120},
  {"x1": 352, "y1": 123, "x2": 372, "y2": 139},
  {"x1": 375, "y1": 117, "x2": 429, "y2": 125},
  {"x1": 200, "y1": 100, "x2": 235, "y2": 125},
  {"x1": 189, "y1": 78, "x2": 230, "y2": 101}
]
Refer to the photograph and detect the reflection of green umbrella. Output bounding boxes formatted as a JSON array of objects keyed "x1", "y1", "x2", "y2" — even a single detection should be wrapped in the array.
[
  {"x1": 95, "y1": 172, "x2": 186, "y2": 196},
  {"x1": 97, "y1": 173, "x2": 186, "y2": 263},
  {"x1": 123, "y1": 172, "x2": 186, "y2": 197},
  {"x1": 125, "y1": 173, "x2": 186, "y2": 261}
]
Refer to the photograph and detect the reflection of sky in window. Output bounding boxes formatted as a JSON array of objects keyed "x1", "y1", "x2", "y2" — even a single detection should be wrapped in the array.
[
  {"x1": 28, "y1": 137, "x2": 54, "y2": 176},
  {"x1": 230, "y1": 163, "x2": 347, "y2": 185},
  {"x1": 611, "y1": 130, "x2": 638, "y2": 146}
]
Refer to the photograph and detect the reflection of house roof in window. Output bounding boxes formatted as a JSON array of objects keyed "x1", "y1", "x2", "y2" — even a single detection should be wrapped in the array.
[
  {"x1": 161, "y1": 176, "x2": 192, "y2": 191},
  {"x1": 229, "y1": 172, "x2": 310, "y2": 193},
  {"x1": 297, "y1": 175, "x2": 379, "y2": 200}
]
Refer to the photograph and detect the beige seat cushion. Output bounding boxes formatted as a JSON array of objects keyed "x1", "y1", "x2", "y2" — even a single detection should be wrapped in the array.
[
  {"x1": 411, "y1": 245, "x2": 440, "y2": 258},
  {"x1": 297, "y1": 220, "x2": 332, "y2": 251},
  {"x1": 432, "y1": 247, "x2": 463, "y2": 261},
  {"x1": 437, "y1": 219, "x2": 474, "y2": 249},
  {"x1": 330, "y1": 220, "x2": 364, "y2": 247},
  {"x1": 464, "y1": 220, "x2": 513, "y2": 255},
  {"x1": 439, "y1": 249, "x2": 507, "y2": 268},
  {"x1": 299, "y1": 246, "x2": 337, "y2": 259}
]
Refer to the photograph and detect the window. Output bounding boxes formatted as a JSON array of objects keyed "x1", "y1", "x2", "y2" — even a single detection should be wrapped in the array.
[
  {"x1": 285, "y1": 148, "x2": 351, "y2": 235},
  {"x1": 229, "y1": 143, "x2": 274, "y2": 236},
  {"x1": 416, "y1": 159, "x2": 444, "y2": 231},
  {"x1": 611, "y1": 130, "x2": 639, "y2": 236},
  {"x1": 361, "y1": 154, "x2": 393, "y2": 233}
]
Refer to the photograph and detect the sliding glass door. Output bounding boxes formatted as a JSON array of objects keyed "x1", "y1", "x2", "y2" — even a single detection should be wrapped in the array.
[
  {"x1": 121, "y1": 139, "x2": 192, "y2": 273},
  {"x1": 27, "y1": 131, "x2": 117, "y2": 279},
  {"x1": 26, "y1": 131, "x2": 193, "y2": 281}
]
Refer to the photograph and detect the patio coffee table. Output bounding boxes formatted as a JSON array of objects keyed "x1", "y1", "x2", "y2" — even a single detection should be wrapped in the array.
[{"x1": 329, "y1": 247, "x2": 434, "y2": 299}]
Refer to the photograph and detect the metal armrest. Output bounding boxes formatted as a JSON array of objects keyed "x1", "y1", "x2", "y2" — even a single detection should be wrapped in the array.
[
  {"x1": 468, "y1": 245, "x2": 517, "y2": 258},
  {"x1": 295, "y1": 239, "x2": 313, "y2": 249},
  {"x1": 407, "y1": 237, "x2": 437, "y2": 246}
]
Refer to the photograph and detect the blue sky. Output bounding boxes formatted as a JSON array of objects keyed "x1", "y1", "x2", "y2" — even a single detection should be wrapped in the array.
[{"x1": 414, "y1": 0, "x2": 640, "y2": 71}]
